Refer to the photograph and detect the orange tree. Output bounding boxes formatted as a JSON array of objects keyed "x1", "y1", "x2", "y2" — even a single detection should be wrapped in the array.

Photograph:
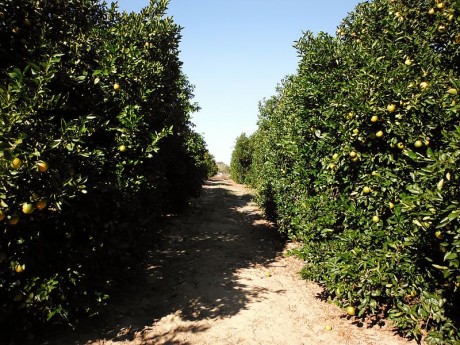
[
  {"x1": 247, "y1": 0, "x2": 460, "y2": 343},
  {"x1": 186, "y1": 131, "x2": 218, "y2": 181},
  {"x1": 230, "y1": 132, "x2": 255, "y2": 184},
  {"x1": 0, "y1": 0, "x2": 212, "y2": 338}
]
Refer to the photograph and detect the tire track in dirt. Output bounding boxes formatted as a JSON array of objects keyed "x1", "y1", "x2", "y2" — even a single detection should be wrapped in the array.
[{"x1": 40, "y1": 176, "x2": 416, "y2": 345}]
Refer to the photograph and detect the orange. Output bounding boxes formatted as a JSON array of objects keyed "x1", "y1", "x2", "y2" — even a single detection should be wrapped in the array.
[
  {"x1": 37, "y1": 161, "x2": 49, "y2": 172},
  {"x1": 346, "y1": 306, "x2": 356, "y2": 316}
]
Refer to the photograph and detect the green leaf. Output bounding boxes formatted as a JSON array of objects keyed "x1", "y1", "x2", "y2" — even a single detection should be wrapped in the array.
[
  {"x1": 444, "y1": 252, "x2": 458, "y2": 261},
  {"x1": 448, "y1": 212, "x2": 458, "y2": 221},
  {"x1": 432, "y1": 264, "x2": 449, "y2": 270}
]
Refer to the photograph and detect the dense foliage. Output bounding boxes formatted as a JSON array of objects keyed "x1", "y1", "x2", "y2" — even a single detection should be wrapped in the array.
[
  {"x1": 241, "y1": 0, "x2": 460, "y2": 343},
  {"x1": 0, "y1": 0, "x2": 215, "y2": 337},
  {"x1": 187, "y1": 131, "x2": 218, "y2": 180},
  {"x1": 230, "y1": 132, "x2": 255, "y2": 184}
]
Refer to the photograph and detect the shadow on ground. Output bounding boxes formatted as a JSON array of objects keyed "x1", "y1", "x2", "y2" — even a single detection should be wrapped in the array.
[{"x1": 39, "y1": 177, "x2": 286, "y2": 345}]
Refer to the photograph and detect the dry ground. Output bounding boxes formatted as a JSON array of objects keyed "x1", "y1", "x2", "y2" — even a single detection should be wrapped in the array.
[{"x1": 39, "y1": 176, "x2": 417, "y2": 345}]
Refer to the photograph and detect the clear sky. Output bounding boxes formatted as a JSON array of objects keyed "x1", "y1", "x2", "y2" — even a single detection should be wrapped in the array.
[{"x1": 114, "y1": 0, "x2": 362, "y2": 164}]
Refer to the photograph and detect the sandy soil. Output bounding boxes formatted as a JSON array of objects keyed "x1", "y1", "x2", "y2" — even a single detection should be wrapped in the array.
[{"x1": 39, "y1": 176, "x2": 416, "y2": 345}]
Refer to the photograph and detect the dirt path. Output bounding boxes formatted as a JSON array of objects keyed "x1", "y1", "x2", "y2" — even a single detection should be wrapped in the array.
[{"x1": 40, "y1": 177, "x2": 415, "y2": 345}]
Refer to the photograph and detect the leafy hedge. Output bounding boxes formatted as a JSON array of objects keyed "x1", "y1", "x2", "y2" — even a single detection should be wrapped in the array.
[
  {"x1": 0, "y1": 0, "x2": 215, "y2": 338},
  {"x1": 230, "y1": 132, "x2": 255, "y2": 184},
  {"x1": 243, "y1": 0, "x2": 460, "y2": 343}
]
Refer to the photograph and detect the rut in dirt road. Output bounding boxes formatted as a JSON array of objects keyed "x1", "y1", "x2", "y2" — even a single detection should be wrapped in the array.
[{"x1": 40, "y1": 177, "x2": 415, "y2": 345}]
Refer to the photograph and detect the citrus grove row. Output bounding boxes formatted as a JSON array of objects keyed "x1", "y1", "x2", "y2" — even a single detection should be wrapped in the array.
[
  {"x1": 0, "y1": 0, "x2": 217, "y2": 338},
  {"x1": 231, "y1": 0, "x2": 459, "y2": 343}
]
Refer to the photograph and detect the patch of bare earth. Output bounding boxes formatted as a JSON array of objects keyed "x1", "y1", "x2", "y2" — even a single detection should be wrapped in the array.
[{"x1": 40, "y1": 177, "x2": 416, "y2": 345}]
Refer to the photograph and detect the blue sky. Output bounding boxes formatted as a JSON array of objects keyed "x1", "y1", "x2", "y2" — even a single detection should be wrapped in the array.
[{"x1": 114, "y1": 0, "x2": 362, "y2": 164}]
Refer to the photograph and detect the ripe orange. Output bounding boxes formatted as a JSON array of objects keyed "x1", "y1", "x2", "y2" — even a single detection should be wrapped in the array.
[
  {"x1": 363, "y1": 186, "x2": 371, "y2": 194},
  {"x1": 36, "y1": 199, "x2": 47, "y2": 211},
  {"x1": 37, "y1": 160, "x2": 49, "y2": 172},
  {"x1": 387, "y1": 104, "x2": 396, "y2": 112},
  {"x1": 11, "y1": 158, "x2": 22, "y2": 169},
  {"x1": 435, "y1": 231, "x2": 443, "y2": 239},
  {"x1": 349, "y1": 151, "x2": 357, "y2": 158},
  {"x1": 370, "y1": 115, "x2": 378, "y2": 123},
  {"x1": 9, "y1": 216, "x2": 19, "y2": 225},
  {"x1": 376, "y1": 130, "x2": 384, "y2": 138},
  {"x1": 428, "y1": 8, "x2": 435, "y2": 14},
  {"x1": 14, "y1": 264, "x2": 25, "y2": 273},
  {"x1": 22, "y1": 203, "x2": 34, "y2": 214},
  {"x1": 346, "y1": 306, "x2": 356, "y2": 316},
  {"x1": 397, "y1": 142, "x2": 405, "y2": 149},
  {"x1": 389, "y1": 202, "x2": 395, "y2": 209},
  {"x1": 420, "y1": 81, "x2": 429, "y2": 89},
  {"x1": 118, "y1": 144, "x2": 127, "y2": 152},
  {"x1": 0, "y1": 210, "x2": 5, "y2": 221},
  {"x1": 113, "y1": 83, "x2": 120, "y2": 91},
  {"x1": 414, "y1": 140, "x2": 423, "y2": 148},
  {"x1": 372, "y1": 215, "x2": 380, "y2": 223}
]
